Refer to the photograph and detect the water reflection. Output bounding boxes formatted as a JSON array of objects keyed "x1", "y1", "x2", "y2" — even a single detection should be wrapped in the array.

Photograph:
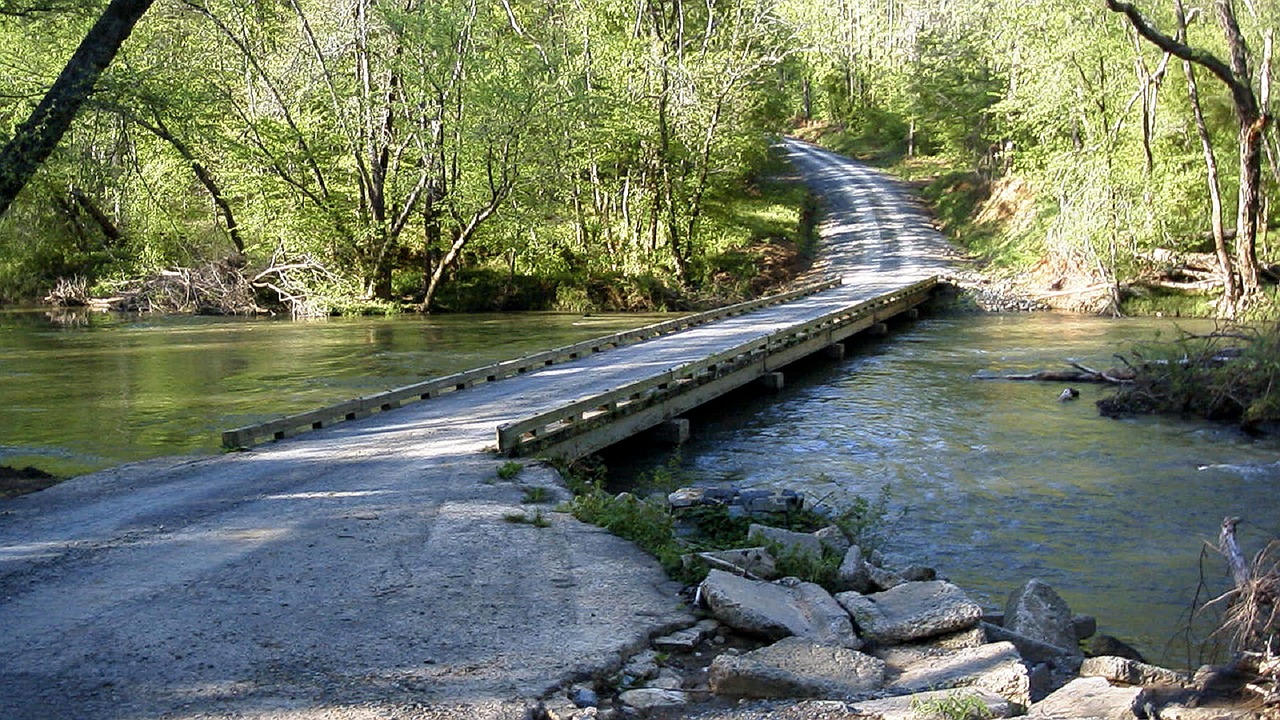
[{"x1": 0, "y1": 309, "x2": 670, "y2": 477}]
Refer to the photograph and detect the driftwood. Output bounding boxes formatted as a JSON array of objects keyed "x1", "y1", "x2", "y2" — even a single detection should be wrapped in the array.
[{"x1": 977, "y1": 360, "x2": 1134, "y2": 384}]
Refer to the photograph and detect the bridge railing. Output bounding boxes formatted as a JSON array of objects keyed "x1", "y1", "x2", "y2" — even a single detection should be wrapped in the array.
[
  {"x1": 496, "y1": 276, "x2": 938, "y2": 457},
  {"x1": 221, "y1": 275, "x2": 843, "y2": 449}
]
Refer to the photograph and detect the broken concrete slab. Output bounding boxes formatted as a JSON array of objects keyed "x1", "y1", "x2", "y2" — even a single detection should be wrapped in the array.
[
  {"x1": 837, "y1": 581, "x2": 984, "y2": 645},
  {"x1": 1027, "y1": 676, "x2": 1143, "y2": 720},
  {"x1": 887, "y1": 641, "x2": 1031, "y2": 708},
  {"x1": 701, "y1": 570, "x2": 860, "y2": 648},
  {"x1": 708, "y1": 636, "x2": 886, "y2": 699},
  {"x1": 1079, "y1": 655, "x2": 1189, "y2": 687}
]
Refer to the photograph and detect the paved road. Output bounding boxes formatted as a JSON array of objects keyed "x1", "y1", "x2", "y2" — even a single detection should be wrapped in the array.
[{"x1": 0, "y1": 140, "x2": 955, "y2": 719}]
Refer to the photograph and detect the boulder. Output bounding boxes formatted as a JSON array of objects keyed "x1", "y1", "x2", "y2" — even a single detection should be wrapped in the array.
[
  {"x1": 849, "y1": 688, "x2": 1015, "y2": 720},
  {"x1": 816, "y1": 525, "x2": 852, "y2": 555},
  {"x1": 873, "y1": 627, "x2": 989, "y2": 672},
  {"x1": 1027, "y1": 676, "x2": 1143, "y2": 720},
  {"x1": 748, "y1": 524, "x2": 824, "y2": 560},
  {"x1": 837, "y1": 581, "x2": 984, "y2": 645},
  {"x1": 622, "y1": 649, "x2": 659, "y2": 683},
  {"x1": 1088, "y1": 635, "x2": 1146, "y2": 662},
  {"x1": 887, "y1": 641, "x2": 1032, "y2": 708},
  {"x1": 869, "y1": 565, "x2": 907, "y2": 591},
  {"x1": 652, "y1": 618, "x2": 719, "y2": 652},
  {"x1": 1004, "y1": 579, "x2": 1081, "y2": 653},
  {"x1": 739, "y1": 488, "x2": 802, "y2": 515},
  {"x1": 1080, "y1": 656, "x2": 1189, "y2": 687},
  {"x1": 689, "y1": 547, "x2": 779, "y2": 580},
  {"x1": 838, "y1": 545, "x2": 875, "y2": 593},
  {"x1": 708, "y1": 636, "x2": 886, "y2": 699},
  {"x1": 617, "y1": 688, "x2": 688, "y2": 712},
  {"x1": 982, "y1": 622, "x2": 1085, "y2": 667},
  {"x1": 700, "y1": 570, "x2": 860, "y2": 648},
  {"x1": 1073, "y1": 614, "x2": 1098, "y2": 641}
]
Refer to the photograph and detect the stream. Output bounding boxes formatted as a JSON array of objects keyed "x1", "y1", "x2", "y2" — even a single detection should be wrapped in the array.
[
  {"x1": 612, "y1": 311, "x2": 1280, "y2": 666},
  {"x1": 3, "y1": 306, "x2": 1277, "y2": 665}
]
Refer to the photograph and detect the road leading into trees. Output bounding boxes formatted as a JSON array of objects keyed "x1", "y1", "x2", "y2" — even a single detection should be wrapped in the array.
[{"x1": 0, "y1": 139, "x2": 956, "y2": 719}]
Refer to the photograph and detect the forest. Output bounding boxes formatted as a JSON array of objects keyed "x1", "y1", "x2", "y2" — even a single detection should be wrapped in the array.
[{"x1": 0, "y1": 0, "x2": 1276, "y2": 317}]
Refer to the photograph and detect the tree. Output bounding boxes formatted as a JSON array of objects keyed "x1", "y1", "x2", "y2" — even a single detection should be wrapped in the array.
[
  {"x1": 1105, "y1": 0, "x2": 1269, "y2": 298},
  {"x1": 0, "y1": 0, "x2": 155, "y2": 218}
]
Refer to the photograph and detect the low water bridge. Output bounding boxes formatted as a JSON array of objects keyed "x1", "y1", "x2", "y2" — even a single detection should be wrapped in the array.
[
  {"x1": 222, "y1": 274, "x2": 939, "y2": 461},
  {"x1": 0, "y1": 139, "x2": 959, "y2": 719}
]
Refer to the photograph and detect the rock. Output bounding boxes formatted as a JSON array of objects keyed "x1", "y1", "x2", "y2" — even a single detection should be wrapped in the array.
[
  {"x1": 652, "y1": 620, "x2": 717, "y2": 651},
  {"x1": 983, "y1": 622, "x2": 1085, "y2": 667},
  {"x1": 868, "y1": 565, "x2": 907, "y2": 591},
  {"x1": 1004, "y1": 579, "x2": 1081, "y2": 653},
  {"x1": 647, "y1": 668, "x2": 684, "y2": 690},
  {"x1": 1088, "y1": 635, "x2": 1146, "y2": 662},
  {"x1": 839, "y1": 545, "x2": 874, "y2": 593},
  {"x1": 739, "y1": 488, "x2": 802, "y2": 515},
  {"x1": 748, "y1": 524, "x2": 824, "y2": 560},
  {"x1": 622, "y1": 649, "x2": 659, "y2": 683},
  {"x1": 667, "y1": 488, "x2": 705, "y2": 508},
  {"x1": 816, "y1": 525, "x2": 851, "y2": 555},
  {"x1": 888, "y1": 641, "x2": 1032, "y2": 708},
  {"x1": 849, "y1": 688, "x2": 1015, "y2": 720},
  {"x1": 570, "y1": 686, "x2": 599, "y2": 708},
  {"x1": 708, "y1": 636, "x2": 886, "y2": 699},
  {"x1": 902, "y1": 565, "x2": 938, "y2": 582},
  {"x1": 1073, "y1": 614, "x2": 1098, "y2": 640},
  {"x1": 1155, "y1": 704, "x2": 1259, "y2": 720},
  {"x1": 1080, "y1": 656, "x2": 1189, "y2": 687},
  {"x1": 837, "y1": 581, "x2": 984, "y2": 645},
  {"x1": 1027, "y1": 676, "x2": 1143, "y2": 720},
  {"x1": 873, "y1": 627, "x2": 991, "y2": 672},
  {"x1": 701, "y1": 570, "x2": 860, "y2": 648},
  {"x1": 689, "y1": 547, "x2": 779, "y2": 580},
  {"x1": 617, "y1": 688, "x2": 688, "y2": 712}
]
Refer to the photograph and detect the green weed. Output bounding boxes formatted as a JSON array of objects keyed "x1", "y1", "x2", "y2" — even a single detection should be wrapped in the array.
[
  {"x1": 521, "y1": 486, "x2": 551, "y2": 504},
  {"x1": 503, "y1": 509, "x2": 550, "y2": 528},
  {"x1": 496, "y1": 461, "x2": 523, "y2": 480},
  {"x1": 909, "y1": 692, "x2": 994, "y2": 720}
]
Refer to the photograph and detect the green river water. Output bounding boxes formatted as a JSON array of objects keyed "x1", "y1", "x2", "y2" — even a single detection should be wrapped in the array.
[{"x1": 3, "y1": 307, "x2": 1278, "y2": 665}]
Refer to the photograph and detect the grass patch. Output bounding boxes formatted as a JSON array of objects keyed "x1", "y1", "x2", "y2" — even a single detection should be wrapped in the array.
[
  {"x1": 910, "y1": 691, "x2": 995, "y2": 720},
  {"x1": 521, "y1": 486, "x2": 551, "y2": 504},
  {"x1": 496, "y1": 461, "x2": 523, "y2": 480}
]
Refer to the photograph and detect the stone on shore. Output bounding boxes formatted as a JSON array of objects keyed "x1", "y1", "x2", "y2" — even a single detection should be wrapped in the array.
[
  {"x1": 836, "y1": 581, "x2": 984, "y2": 645},
  {"x1": 849, "y1": 688, "x2": 1015, "y2": 720},
  {"x1": 708, "y1": 636, "x2": 886, "y2": 699},
  {"x1": 1027, "y1": 676, "x2": 1143, "y2": 720},
  {"x1": 839, "y1": 545, "x2": 875, "y2": 593},
  {"x1": 887, "y1": 641, "x2": 1032, "y2": 708},
  {"x1": 690, "y1": 547, "x2": 780, "y2": 580},
  {"x1": 1005, "y1": 579, "x2": 1082, "y2": 653},
  {"x1": 700, "y1": 570, "x2": 860, "y2": 648},
  {"x1": 1080, "y1": 655, "x2": 1189, "y2": 687},
  {"x1": 617, "y1": 688, "x2": 689, "y2": 712},
  {"x1": 982, "y1": 622, "x2": 1085, "y2": 668},
  {"x1": 748, "y1": 523, "x2": 824, "y2": 560}
]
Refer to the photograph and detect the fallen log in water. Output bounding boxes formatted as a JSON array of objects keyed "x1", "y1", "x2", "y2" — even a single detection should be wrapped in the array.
[{"x1": 976, "y1": 360, "x2": 1135, "y2": 384}]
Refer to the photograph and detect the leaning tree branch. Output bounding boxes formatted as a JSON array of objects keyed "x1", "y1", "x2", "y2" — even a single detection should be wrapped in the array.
[{"x1": 1105, "y1": 0, "x2": 1252, "y2": 109}]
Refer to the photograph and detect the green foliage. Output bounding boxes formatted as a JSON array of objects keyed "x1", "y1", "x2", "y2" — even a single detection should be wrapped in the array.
[
  {"x1": 497, "y1": 461, "x2": 524, "y2": 481},
  {"x1": 909, "y1": 691, "x2": 995, "y2": 720},
  {"x1": 521, "y1": 486, "x2": 550, "y2": 504},
  {"x1": 1100, "y1": 325, "x2": 1280, "y2": 428}
]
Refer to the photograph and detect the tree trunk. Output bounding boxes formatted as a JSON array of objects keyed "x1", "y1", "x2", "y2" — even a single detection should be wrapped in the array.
[
  {"x1": 1177, "y1": 0, "x2": 1237, "y2": 306},
  {"x1": 0, "y1": 0, "x2": 156, "y2": 218},
  {"x1": 136, "y1": 116, "x2": 245, "y2": 254}
]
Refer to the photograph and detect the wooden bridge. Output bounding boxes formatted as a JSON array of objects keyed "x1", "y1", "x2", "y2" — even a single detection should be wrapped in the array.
[{"x1": 223, "y1": 274, "x2": 940, "y2": 462}]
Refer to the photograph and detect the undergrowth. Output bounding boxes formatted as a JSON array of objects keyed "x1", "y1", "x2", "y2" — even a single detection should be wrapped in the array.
[
  {"x1": 1098, "y1": 324, "x2": 1280, "y2": 430},
  {"x1": 552, "y1": 454, "x2": 888, "y2": 588}
]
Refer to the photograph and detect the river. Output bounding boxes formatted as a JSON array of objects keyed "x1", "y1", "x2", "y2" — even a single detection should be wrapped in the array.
[
  {"x1": 0, "y1": 307, "x2": 670, "y2": 477},
  {"x1": 609, "y1": 311, "x2": 1280, "y2": 666},
  {"x1": 3, "y1": 306, "x2": 1277, "y2": 665}
]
